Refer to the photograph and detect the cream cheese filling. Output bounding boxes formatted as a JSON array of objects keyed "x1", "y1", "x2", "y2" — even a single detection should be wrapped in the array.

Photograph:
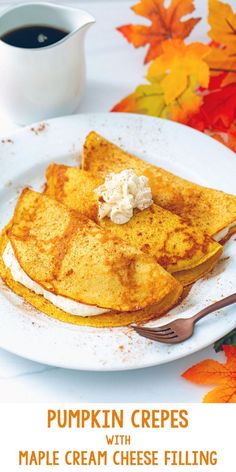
[
  {"x1": 3, "y1": 243, "x2": 109, "y2": 317},
  {"x1": 213, "y1": 221, "x2": 236, "y2": 242}
]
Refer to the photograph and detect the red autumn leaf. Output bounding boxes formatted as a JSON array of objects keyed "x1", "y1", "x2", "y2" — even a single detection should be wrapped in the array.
[
  {"x1": 187, "y1": 83, "x2": 236, "y2": 133},
  {"x1": 117, "y1": 0, "x2": 201, "y2": 64},
  {"x1": 206, "y1": 72, "x2": 228, "y2": 90}
]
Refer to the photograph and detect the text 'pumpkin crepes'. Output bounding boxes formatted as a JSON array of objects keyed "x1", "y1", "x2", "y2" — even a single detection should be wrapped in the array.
[
  {"x1": 0, "y1": 189, "x2": 182, "y2": 327},
  {"x1": 82, "y1": 132, "x2": 236, "y2": 241},
  {"x1": 46, "y1": 164, "x2": 223, "y2": 286}
]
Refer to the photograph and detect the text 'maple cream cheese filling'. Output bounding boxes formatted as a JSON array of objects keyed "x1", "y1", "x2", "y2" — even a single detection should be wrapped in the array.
[
  {"x1": 3, "y1": 242, "x2": 109, "y2": 317},
  {"x1": 95, "y1": 169, "x2": 153, "y2": 225}
]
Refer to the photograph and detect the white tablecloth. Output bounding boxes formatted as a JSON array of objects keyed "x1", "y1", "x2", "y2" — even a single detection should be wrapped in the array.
[{"x1": 0, "y1": 0, "x2": 231, "y2": 402}]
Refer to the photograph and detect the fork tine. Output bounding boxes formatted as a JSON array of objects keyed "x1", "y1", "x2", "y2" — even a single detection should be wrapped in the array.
[
  {"x1": 142, "y1": 327, "x2": 173, "y2": 334},
  {"x1": 143, "y1": 333, "x2": 178, "y2": 340},
  {"x1": 133, "y1": 325, "x2": 173, "y2": 333},
  {"x1": 133, "y1": 328, "x2": 178, "y2": 339},
  {"x1": 138, "y1": 332, "x2": 179, "y2": 343},
  {"x1": 133, "y1": 327, "x2": 174, "y2": 337},
  {"x1": 131, "y1": 325, "x2": 173, "y2": 334}
]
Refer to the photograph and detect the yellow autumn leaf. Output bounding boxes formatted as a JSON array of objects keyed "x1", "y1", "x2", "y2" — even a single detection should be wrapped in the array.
[
  {"x1": 133, "y1": 84, "x2": 167, "y2": 116},
  {"x1": 112, "y1": 83, "x2": 165, "y2": 116},
  {"x1": 147, "y1": 39, "x2": 210, "y2": 104},
  {"x1": 169, "y1": 80, "x2": 203, "y2": 122},
  {"x1": 112, "y1": 79, "x2": 203, "y2": 123},
  {"x1": 207, "y1": 0, "x2": 236, "y2": 86}
]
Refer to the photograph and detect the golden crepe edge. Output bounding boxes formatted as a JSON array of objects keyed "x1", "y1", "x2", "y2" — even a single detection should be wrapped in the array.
[
  {"x1": 81, "y1": 131, "x2": 236, "y2": 240},
  {"x1": 0, "y1": 192, "x2": 182, "y2": 328},
  {"x1": 45, "y1": 163, "x2": 223, "y2": 287}
]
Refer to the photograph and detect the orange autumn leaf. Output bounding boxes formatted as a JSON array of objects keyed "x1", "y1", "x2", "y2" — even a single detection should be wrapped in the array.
[
  {"x1": 207, "y1": 0, "x2": 236, "y2": 86},
  {"x1": 112, "y1": 93, "x2": 139, "y2": 113},
  {"x1": 117, "y1": 0, "x2": 201, "y2": 64},
  {"x1": 208, "y1": 0, "x2": 236, "y2": 49},
  {"x1": 147, "y1": 39, "x2": 210, "y2": 103},
  {"x1": 112, "y1": 40, "x2": 209, "y2": 123},
  {"x1": 182, "y1": 345, "x2": 236, "y2": 403},
  {"x1": 204, "y1": 381, "x2": 236, "y2": 403}
]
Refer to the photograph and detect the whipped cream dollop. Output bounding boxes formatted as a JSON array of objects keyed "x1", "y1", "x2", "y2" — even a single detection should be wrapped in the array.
[
  {"x1": 95, "y1": 169, "x2": 153, "y2": 225},
  {"x1": 3, "y1": 243, "x2": 108, "y2": 317}
]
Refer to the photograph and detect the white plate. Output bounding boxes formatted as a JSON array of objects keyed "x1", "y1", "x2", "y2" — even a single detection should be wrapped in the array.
[{"x1": 0, "y1": 113, "x2": 236, "y2": 371}]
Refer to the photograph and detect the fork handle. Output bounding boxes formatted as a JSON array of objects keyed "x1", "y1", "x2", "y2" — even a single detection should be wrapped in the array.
[{"x1": 191, "y1": 293, "x2": 236, "y2": 324}]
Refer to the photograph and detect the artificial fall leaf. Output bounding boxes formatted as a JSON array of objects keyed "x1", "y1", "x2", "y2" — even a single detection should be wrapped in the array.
[
  {"x1": 207, "y1": 0, "x2": 236, "y2": 86},
  {"x1": 168, "y1": 82, "x2": 202, "y2": 122},
  {"x1": 187, "y1": 83, "x2": 236, "y2": 132},
  {"x1": 207, "y1": 71, "x2": 228, "y2": 89},
  {"x1": 204, "y1": 84, "x2": 236, "y2": 130},
  {"x1": 147, "y1": 39, "x2": 210, "y2": 103},
  {"x1": 117, "y1": 0, "x2": 201, "y2": 64},
  {"x1": 182, "y1": 345, "x2": 236, "y2": 403},
  {"x1": 198, "y1": 70, "x2": 228, "y2": 92},
  {"x1": 112, "y1": 39, "x2": 209, "y2": 122},
  {"x1": 207, "y1": 48, "x2": 236, "y2": 86},
  {"x1": 112, "y1": 83, "x2": 166, "y2": 116},
  {"x1": 112, "y1": 81, "x2": 203, "y2": 123},
  {"x1": 204, "y1": 382, "x2": 236, "y2": 402},
  {"x1": 208, "y1": 0, "x2": 236, "y2": 49},
  {"x1": 186, "y1": 80, "x2": 236, "y2": 153}
]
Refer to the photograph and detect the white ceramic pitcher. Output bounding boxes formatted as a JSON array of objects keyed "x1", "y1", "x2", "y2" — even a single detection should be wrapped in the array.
[{"x1": 0, "y1": 2, "x2": 95, "y2": 124}]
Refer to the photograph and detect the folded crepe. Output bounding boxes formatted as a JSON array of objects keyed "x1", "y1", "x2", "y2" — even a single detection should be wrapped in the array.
[
  {"x1": 45, "y1": 164, "x2": 223, "y2": 286},
  {"x1": 82, "y1": 132, "x2": 236, "y2": 242},
  {"x1": 0, "y1": 189, "x2": 182, "y2": 327}
]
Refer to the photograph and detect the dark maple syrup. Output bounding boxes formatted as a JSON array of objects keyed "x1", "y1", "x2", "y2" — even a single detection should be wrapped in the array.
[{"x1": 1, "y1": 25, "x2": 68, "y2": 48}]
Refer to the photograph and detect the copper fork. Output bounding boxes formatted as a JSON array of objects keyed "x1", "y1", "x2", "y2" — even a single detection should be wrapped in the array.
[{"x1": 131, "y1": 293, "x2": 236, "y2": 344}]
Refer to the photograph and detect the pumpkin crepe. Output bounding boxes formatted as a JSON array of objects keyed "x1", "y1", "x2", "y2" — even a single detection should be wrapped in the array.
[
  {"x1": 81, "y1": 131, "x2": 236, "y2": 241},
  {"x1": 0, "y1": 189, "x2": 182, "y2": 327},
  {"x1": 45, "y1": 163, "x2": 223, "y2": 286}
]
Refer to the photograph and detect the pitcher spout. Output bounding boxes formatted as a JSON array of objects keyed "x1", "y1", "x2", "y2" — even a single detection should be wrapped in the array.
[{"x1": 62, "y1": 5, "x2": 95, "y2": 37}]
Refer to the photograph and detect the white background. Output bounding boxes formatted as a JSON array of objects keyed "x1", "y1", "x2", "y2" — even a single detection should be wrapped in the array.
[{"x1": 0, "y1": 0, "x2": 235, "y2": 402}]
